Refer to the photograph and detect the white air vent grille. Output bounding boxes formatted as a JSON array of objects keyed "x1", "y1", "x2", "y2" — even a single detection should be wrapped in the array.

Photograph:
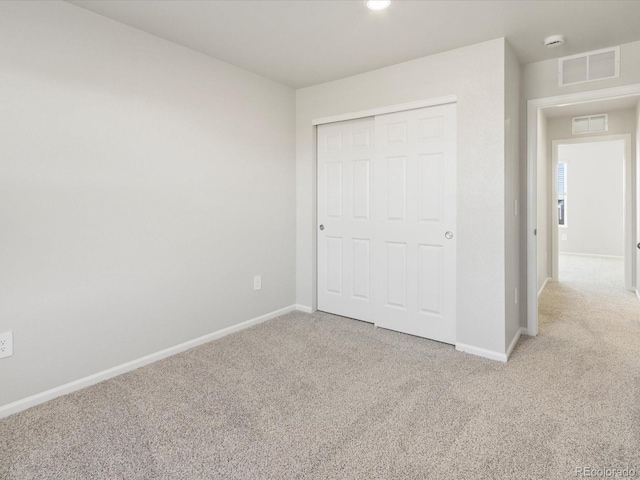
[
  {"x1": 562, "y1": 56, "x2": 588, "y2": 85},
  {"x1": 559, "y1": 47, "x2": 619, "y2": 86},
  {"x1": 572, "y1": 114, "x2": 608, "y2": 134}
]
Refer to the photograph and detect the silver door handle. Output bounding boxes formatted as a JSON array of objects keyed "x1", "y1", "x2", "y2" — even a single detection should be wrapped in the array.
[{"x1": 445, "y1": 231, "x2": 453, "y2": 239}]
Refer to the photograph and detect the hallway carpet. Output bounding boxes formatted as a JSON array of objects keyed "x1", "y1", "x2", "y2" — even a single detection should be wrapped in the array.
[
  {"x1": 558, "y1": 253, "x2": 625, "y2": 288},
  {"x1": 2, "y1": 276, "x2": 639, "y2": 478}
]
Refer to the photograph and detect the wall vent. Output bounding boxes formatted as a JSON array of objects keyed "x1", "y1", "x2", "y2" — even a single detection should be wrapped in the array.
[
  {"x1": 558, "y1": 46, "x2": 620, "y2": 87},
  {"x1": 572, "y1": 114, "x2": 608, "y2": 134}
]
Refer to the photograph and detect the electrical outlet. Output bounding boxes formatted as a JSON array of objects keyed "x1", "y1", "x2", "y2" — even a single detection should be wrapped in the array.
[
  {"x1": 0, "y1": 331, "x2": 13, "y2": 359},
  {"x1": 253, "y1": 275, "x2": 262, "y2": 291}
]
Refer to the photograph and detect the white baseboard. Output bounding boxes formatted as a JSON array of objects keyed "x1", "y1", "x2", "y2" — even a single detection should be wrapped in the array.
[
  {"x1": 0, "y1": 304, "x2": 296, "y2": 420},
  {"x1": 295, "y1": 304, "x2": 313, "y2": 313},
  {"x1": 506, "y1": 327, "x2": 526, "y2": 360},
  {"x1": 455, "y1": 343, "x2": 507, "y2": 363},
  {"x1": 559, "y1": 252, "x2": 623, "y2": 259},
  {"x1": 538, "y1": 277, "x2": 551, "y2": 298}
]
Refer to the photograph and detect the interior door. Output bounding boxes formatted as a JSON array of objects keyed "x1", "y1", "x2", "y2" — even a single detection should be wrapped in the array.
[
  {"x1": 317, "y1": 117, "x2": 376, "y2": 322},
  {"x1": 373, "y1": 104, "x2": 457, "y2": 344}
]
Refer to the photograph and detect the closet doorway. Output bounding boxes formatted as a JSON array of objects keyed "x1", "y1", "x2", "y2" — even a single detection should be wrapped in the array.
[{"x1": 317, "y1": 103, "x2": 457, "y2": 344}]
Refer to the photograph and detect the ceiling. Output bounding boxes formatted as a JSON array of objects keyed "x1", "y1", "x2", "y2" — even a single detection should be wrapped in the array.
[{"x1": 67, "y1": 0, "x2": 640, "y2": 89}]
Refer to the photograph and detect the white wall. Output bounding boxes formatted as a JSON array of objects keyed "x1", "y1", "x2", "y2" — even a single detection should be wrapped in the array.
[
  {"x1": 547, "y1": 108, "x2": 636, "y2": 265},
  {"x1": 504, "y1": 43, "x2": 521, "y2": 348},
  {"x1": 536, "y1": 111, "x2": 550, "y2": 290},
  {"x1": 548, "y1": 109, "x2": 638, "y2": 142},
  {"x1": 557, "y1": 141, "x2": 625, "y2": 256},
  {"x1": 524, "y1": 41, "x2": 640, "y2": 100},
  {"x1": 0, "y1": 1, "x2": 296, "y2": 408},
  {"x1": 297, "y1": 39, "x2": 509, "y2": 355}
]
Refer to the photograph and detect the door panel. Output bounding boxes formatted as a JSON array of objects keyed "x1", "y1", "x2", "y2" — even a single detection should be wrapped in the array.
[
  {"x1": 352, "y1": 239, "x2": 370, "y2": 299},
  {"x1": 325, "y1": 236, "x2": 343, "y2": 294},
  {"x1": 418, "y1": 244, "x2": 443, "y2": 314},
  {"x1": 317, "y1": 118, "x2": 376, "y2": 322},
  {"x1": 352, "y1": 160, "x2": 370, "y2": 219},
  {"x1": 325, "y1": 163, "x2": 343, "y2": 218},
  {"x1": 419, "y1": 153, "x2": 443, "y2": 222},
  {"x1": 386, "y1": 157, "x2": 407, "y2": 221},
  {"x1": 386, "y1": 242, "x2": 407, "y2": 309},
  {"x1": 373, "y1": 104, "x2": 456, "y2": 344}
]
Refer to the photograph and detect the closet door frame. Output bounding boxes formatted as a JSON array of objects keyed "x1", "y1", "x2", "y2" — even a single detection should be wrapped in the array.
[{"x1": 314, "y1": 95, "x2": 457, "y2": 339}]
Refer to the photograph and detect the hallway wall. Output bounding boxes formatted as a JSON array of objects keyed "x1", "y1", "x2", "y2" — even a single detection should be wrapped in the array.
[{"x1": 556, "y1": 141, "x2": 625, "y2": 257}]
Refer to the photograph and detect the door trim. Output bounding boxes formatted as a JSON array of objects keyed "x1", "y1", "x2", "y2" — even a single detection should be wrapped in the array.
[
  {"x1": 526, "y1": 83, "x2": 640, "y2": 337},
  {"x1": 313, "y1": 95, "x2": 457, "y2": 126},
  {"x1": 550, "y1": 135, "x2": 632, "y2": 288}
]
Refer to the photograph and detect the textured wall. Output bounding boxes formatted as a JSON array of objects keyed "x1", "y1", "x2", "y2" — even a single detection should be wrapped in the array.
[
  {"x1": 0, "y1": 1, "x2": 296, "y2": 407},
  {"x1": 556, "y1": 141, "x2": 625, "y2": 257},
  {"x1": 296, "y1": 39, "x2": 508, "y2": 355}
]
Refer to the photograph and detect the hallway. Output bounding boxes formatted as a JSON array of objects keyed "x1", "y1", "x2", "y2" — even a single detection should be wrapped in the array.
[
  {"x1": 540, "y1": 254, "x2": 638, "y2": 339},
  {"x1": 524, "y1": 254, "x2": 640, "y2": 475}
]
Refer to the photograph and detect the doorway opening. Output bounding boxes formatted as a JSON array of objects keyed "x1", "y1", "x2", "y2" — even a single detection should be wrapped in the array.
[
  {"x1": 527, "y1": 85, "x2": 640, "y2": 336},
  {"x1": 553, "y1": 139, "x2": 628, "y2": 289}
]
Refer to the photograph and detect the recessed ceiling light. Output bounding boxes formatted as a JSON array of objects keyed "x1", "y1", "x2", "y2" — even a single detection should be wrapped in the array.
[{"x1": 367, "y1": 0, "x2": 391, "y2": 11}]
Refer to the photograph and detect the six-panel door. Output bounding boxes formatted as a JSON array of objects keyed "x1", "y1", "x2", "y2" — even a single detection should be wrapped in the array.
[
  {"x1": 373, "y1": 104, "x2": 456, "y2": 344},
  {"x1": 317, "y1": 117, "x2": 376, "y2": 322}
]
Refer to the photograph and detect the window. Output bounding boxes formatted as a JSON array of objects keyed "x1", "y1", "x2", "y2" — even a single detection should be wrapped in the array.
[{"x1": 558, "y1": 162, "x2": 567, "y2": 226}]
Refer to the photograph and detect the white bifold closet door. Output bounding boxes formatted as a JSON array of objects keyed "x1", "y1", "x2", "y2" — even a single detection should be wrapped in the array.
[{"x1": 317, "y1": 103, "x2": 456, "y2": 344}]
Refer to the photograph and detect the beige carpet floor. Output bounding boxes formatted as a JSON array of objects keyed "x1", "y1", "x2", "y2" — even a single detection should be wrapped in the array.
[
  {"x1": 2, "y1": 263, "x2": 639, "y2": 478},
  {"x1": 558, "y1": 253, "x2": 625, "y2": 288}
]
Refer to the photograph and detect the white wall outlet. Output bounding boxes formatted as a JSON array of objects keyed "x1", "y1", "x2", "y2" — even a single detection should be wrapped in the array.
[
  {"x1": 253, "y1": 275, "x2": 262, "y2": 291},
  {"x1": 0, "y1": 331, "x2": 13, "y2": 359}
]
